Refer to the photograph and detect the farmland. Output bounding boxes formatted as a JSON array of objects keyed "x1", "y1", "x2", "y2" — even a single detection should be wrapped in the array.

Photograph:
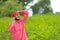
[{"x1": 0, "y1": 14, "x2": 60, "y2": 40}]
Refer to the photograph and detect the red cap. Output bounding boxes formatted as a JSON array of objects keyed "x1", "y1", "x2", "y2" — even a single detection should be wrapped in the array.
[{"x1": 12, "y1": 11, "x2": 19, "y2": 17}]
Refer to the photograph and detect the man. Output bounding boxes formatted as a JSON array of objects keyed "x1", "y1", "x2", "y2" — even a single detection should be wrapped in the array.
[{"x1": 8, "y1": 10, "x2": 28, "y2": 40}]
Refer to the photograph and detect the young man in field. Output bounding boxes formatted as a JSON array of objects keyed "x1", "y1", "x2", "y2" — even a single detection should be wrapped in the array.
[{"x1": 8, "y1": 10, "x2": 28, "y2": 40}]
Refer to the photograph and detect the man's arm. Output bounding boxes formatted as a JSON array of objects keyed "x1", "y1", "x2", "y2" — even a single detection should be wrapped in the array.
[{"x1": 19, "y1": 10, "x2": 28, "y2": 23}]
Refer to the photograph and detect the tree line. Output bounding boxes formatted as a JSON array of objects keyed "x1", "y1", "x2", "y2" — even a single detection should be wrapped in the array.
[{"x1": 0, "y1": 0, "x2": 53, "y2": 17}]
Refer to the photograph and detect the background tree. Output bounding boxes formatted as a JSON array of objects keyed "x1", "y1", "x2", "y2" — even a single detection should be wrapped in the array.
[
  {"x1": 19, "y1": 0, "x2": 32, "y2": 5},
  {"x1": 0, "y1": 0, "x2": 23, "y2": 17},
  {"x1": 31, "y1": 0, "x2": 53, "y2": 15}
]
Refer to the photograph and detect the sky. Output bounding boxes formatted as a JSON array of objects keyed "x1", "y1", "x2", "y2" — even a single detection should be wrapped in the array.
[{"x1": 50, "y1": 0, "x2": 60, "y2": 13}]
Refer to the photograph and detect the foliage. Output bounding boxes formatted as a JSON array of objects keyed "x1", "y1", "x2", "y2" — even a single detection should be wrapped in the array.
[
  {"x1": 0, "y1": 0, "x2": 23, "y2": 17},
  {"x1": 0, "y1": 14, "x2": 60, "y2": 40},
  {"x1": 19, "y1": 0, "x2": 32, "y2": 4},
  {"x1": 31, "y1": 0, "x2": 53, "y2": 14}
]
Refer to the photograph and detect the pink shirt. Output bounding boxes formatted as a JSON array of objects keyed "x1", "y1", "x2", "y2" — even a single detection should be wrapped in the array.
[{"x1": 8, "y1": 10, "x2": 28, "y2": 40}]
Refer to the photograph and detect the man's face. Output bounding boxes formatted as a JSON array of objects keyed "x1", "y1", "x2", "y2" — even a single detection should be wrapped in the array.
[{"x1": 14, "y1": 14, "x2": 20, "y2": 21}]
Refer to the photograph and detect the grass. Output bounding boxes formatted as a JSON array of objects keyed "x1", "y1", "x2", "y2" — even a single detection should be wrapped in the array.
[{"x1": 0, "y1": 14, "x2": 60, "y2": 40}]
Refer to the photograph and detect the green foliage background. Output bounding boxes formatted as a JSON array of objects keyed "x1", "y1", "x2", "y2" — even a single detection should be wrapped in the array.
[
  {"x1": 0, "y1": 14, "x2": 60, "y2": 40},
  {"x1": 0, "y1": 0, "x2": 53, "y2": 16},
  {"x1": 0, "y1": 0, "x2": 60, "y2": 40},
  {"x1": 0, "y1": 0, "x2": 23, "y2": 17}
]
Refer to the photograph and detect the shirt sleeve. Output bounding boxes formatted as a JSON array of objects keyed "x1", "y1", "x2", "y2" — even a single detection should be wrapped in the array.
[
  {"x1": 8, "y1": 23, "x2": 13, "y2": 32},
  {"x1": 19, "y1": 10, "x2": 28, "y2": 24}
]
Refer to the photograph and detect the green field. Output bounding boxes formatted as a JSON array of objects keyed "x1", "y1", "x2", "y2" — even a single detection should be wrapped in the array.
[{"x1": 0, "y1": 14, "x2": 60, "y2": 40}]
